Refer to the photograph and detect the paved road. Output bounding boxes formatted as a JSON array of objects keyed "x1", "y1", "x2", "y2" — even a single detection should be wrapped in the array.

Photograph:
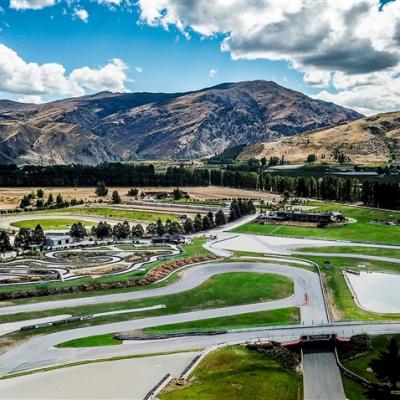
[
  {"x1": 303, "y1": 349, "x2": 347, "y2": 400},
  {"x1": 0, "y1": 262, "x2": 321, "y2": 318}
]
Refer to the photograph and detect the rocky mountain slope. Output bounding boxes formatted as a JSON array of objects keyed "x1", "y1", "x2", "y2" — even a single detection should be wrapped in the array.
[
  {"x1": 0, "y1": 80, "x2": 362, "y2": 165},
  {"x1": 239, "y1": 112, "x2": 400, "y2": 165}
]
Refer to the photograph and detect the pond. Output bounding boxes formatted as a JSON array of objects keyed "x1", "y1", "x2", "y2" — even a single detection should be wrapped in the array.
[{"x1": 345, "y1": 271, "x2": 400, "y2": 313}]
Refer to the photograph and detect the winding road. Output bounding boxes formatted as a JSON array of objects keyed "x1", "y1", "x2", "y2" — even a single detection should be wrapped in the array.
[{"x1": 0, "y1": 229, "x2": 400, "y2": 399}]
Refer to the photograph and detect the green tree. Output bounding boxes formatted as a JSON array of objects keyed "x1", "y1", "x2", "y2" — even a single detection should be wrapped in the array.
[
  {"x1": 369, "y1": 337, "x2": 400, "y2": 390},
  {"x1": 14, "y1": 228, "x2": 33, "y2": 249},
  {"x1": 113, "y1": 222, "x2": 130, "y2": 240},
  {"x1": 132, "y1": 224, "x2": 144, "y2": 238},
  {"x1": 183, "y1": 218, "x2": 194, "y2": 234},
  {"x1": 306, "y1": 154, "x2": 317, "y2": 163},
  {"x1": 146, "y1": 223, "x2": 157, "y2": 236},
  {"x1": 156, "y1": 219, "x2": 165, "y2": 237},
  {"x1": 193, "y1": 214, "x2": 203, "y2": 232},
  {"x1": 69, "y1": 222, "x2": 87, "y2": 241},
  {"x1": 95, "y1": 181, "x2": 108, "y2": 197},
  {"x1": 19, "y1": 195, "x2": 31, "y2": 209},
  {"x1": 93, "y1": 221, "x2": 112, "y2": 239},
  {"x1": 112, "y1": 190, "x2": 121, "y2": 204},
  {"x1": 36, "y1": 198, "x2": 44, "y2": 208},
  {"x1": 46, "y1": 193, "x2": 54, "y2": 206},
  {"x1": 215, "y1": 210, "x2": 226, "y2": 226},
  {"x1": 202, "y1": 215, "x2": 212, "y2": 230},
  {"x1": 32, "y1": 224, "x2": 45, "y2": 245},
  {"x1": 0, "y1": 231, "x2": 12, "y2": 253},
  {"x1": 56, "y1": 193, "x2": 64, "y2": 208},
  {"x1": 36, "y1": 188, "x2": 44, "y2": 198},
  {"x1": 127, "y1": 188, "x2": 139, "y2": 197}
]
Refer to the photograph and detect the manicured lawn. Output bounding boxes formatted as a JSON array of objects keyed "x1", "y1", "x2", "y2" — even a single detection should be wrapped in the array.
[
  {"x1": 303, "y1": 255, "x2": 400, "y2": 321},
  {"x1": 58, "y1": 308, "x2": 300, "y2": 348},
  {"x1": 0, "y1": 271, "x2": 294, "y2": 329},
  {"x1": 293, "y1": 246, "x2": 400, "y2": 259},
  {"x1": 160, "y1": 345, "x2": 303, "y2": 400},
  {"x1": 55, "y1": 207, "x2": 178, "y2": 222},
  {"x1": 10, "y1": 218, "x2": 96, "y2": 230},
  {"x1": 57, "y1": 333, "x2": 121, "y2": 348},
  {"x1": 144, "y1": 307, "x2": 300, "y2": 334},
  {"x1": 232, "y1": 204, "x2": 400, "y2": 245}
]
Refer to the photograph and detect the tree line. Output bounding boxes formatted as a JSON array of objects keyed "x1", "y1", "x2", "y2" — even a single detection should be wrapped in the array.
[{"x1": 1, "y1": 163, "x2": 399, "y2": 209}]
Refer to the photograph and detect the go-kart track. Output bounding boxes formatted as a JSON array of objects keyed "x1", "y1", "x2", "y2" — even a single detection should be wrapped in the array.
[{"x1": 1, "y1": 226, "x2": 400, "y2": 399}]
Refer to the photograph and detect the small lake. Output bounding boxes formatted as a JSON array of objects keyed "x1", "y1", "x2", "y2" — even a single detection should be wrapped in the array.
[{"x1": 345, "y1": 271, "x2": 400, "y2": 313}]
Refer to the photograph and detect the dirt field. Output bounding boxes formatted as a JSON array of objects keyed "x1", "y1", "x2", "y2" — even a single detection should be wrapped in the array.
[{"x1": 0, "y1": 186, "x2": 280, "y2": 210}]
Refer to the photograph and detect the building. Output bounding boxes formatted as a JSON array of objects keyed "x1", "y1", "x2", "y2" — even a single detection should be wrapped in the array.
[
  {"x1": 258, "y1": 210, "x2": 345, "y2": 224},
  {"x1": 152, "y1": 235, "x2": 186, "y2": 245},
  {"x1": 45, "y1": 233, "x2": 72, "y2": 247}
]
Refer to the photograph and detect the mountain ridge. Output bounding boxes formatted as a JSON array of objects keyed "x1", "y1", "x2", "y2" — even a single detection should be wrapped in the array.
[
  {"x1": 238, "y1": 112, "x2": 400, "y2": 165},
  {"x1": 0, "y1": 80, "x2": 362, "y2": 165}
]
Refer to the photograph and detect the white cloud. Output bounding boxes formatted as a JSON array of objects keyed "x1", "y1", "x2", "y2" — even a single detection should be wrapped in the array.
[
  {"x1": 134, "y1": 66, "x2": 143, "y2": 73},
  {"x1": 17, "y1": 94, "x2": 43, "y2": 104},
  {"x1": 69, "y1": 58, "x2": 131, "y2": 93},
  {"x1": 137, "y1": 0, "x2": 400, "y2": 114},
  {"x1": 208, "y1": 68, "x2": 217, "y2": 78},
  {"x1": 73, "y1": 8, "x2": 89, "y2": 23},
  {"x1": 0, "y1": 44, "x2": 131, "y2": 99},
  {"x1": 9, "y1": 0, "x2": 56, "y2": 10}
]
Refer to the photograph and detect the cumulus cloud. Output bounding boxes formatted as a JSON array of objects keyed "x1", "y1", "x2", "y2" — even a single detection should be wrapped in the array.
[
  {"x1": 73, "y1": 8, "x2": 89, "y2": 23},
  {"x1": 0, "y1": 44, "x2": 131, "y2": 99},
  {"x1": 137, "y1": 0, "x2": 400, "y2": 114},
  {"x1": 69, "y1": 58, "x2": 130, "y2": 93},
  {"x1": 208, "y1": 68, "x2": 217, "y2": 77},
  {"x1": 134, "y1": 66, "x2": 143, "y2": 73},
  {"x1": 9, "y1": 0, "x2": 56, "y2": 10}
]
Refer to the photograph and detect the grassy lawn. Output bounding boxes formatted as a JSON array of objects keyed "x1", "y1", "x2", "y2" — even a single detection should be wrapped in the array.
[
  {"x1": 0, "y1": 270, "x2": 294, "y2": 329},
  {"x1": 10, "y1": 218, "x2": 96, "y2": 230},
  {"x1": 0, "y1": 238, "x2": 208, "y2": 298},
  {"x1": 342, "y1": 335, "x2": 400, "y2": 384},
  {"x1": 160, "y1": 345, "x2": 303, "y2": 400},
  {"x1": 58, "y1": 308, "x2": 300, "y2": 348},
  {"x1": 232, "y1": 203, "x2": 400, "y2": 245},
  {"x1": 293, "y1": 246, "x2": 400, "y2": 259},
  {"x1": 144, "y1": 307, "x2": 300, "y2": 334},
  {"x1": 51, "y1": 207, "x2": 178, "y2": 222},
  {"x1": 115, "y1": 244, "x2": 171, "y2": 251},
  {"x1": 57, "y1": 333, "x2": 121, "y2": 348},
  {"x1": 340, "y1": 335, "x2": 400, "y2": 400},
  {"x1": 302, "y1": 255, "x2": 400, "y2": 321}
]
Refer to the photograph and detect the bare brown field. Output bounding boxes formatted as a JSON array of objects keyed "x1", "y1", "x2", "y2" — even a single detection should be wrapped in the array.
[{"x1": 0, "y1": 186, "x2": 280, "y2": 210}]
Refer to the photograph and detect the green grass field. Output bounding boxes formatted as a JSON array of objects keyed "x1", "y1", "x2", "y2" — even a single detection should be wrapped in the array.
[
  {"x1": 160, "y1": 345, "x2": 303, "y2": 400},
  {"x1": 232, "y1": 204, "x2": 400, "y2": 245},
  {"x1": 340, "y1": 335, "x2": 400, "y2": 400},
  {"x1": 10, "y1": 218, "x2": 96, "y2": 230},
  {"x1": 144, "y1": 307, "x2": 299, "y2": 334},
  {"x1": 57, "y1": 333, "x2": 121, "y2": 348},
  {"x1": 52, "y1": 207, "x2": 178, "y2": 222},
  {"x1": 293, "y1": 246, "x2": 400, "y2": 259},
  {"x1": 58, "y1": 308, "x2": 300, "y2": 348},
  {"x1": 0, "y1": 270, "x2": 294, "y2": 328}
]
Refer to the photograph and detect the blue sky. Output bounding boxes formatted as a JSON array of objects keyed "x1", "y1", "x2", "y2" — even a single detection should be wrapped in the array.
[
  {"x1": 0, "y1": 1, "x2": 306, "y2": 95},
  {"x1": 0, "y1": 0, "x2": 399, "y2": 114}
]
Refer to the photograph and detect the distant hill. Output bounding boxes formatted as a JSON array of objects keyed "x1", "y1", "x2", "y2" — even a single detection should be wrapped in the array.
[
  {"x1": 0, "y1": 80, "x2": 362, "y2": 165},
  {"x1": 238, "y1": 112, "x2": 400, "y2": 165}
]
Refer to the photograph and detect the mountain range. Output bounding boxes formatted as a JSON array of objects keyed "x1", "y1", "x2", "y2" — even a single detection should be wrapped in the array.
[
  {"x1": 0, "y1": 80, "x2": 362, "y2": 165},
  {"x1": 238, "y1": 112, "x2": 400, "y2": 165}
]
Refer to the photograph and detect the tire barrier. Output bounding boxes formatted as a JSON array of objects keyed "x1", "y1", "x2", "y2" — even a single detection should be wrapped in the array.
[{"x1": 20, "y1": 315, "x2": 92, "y2": 331}]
